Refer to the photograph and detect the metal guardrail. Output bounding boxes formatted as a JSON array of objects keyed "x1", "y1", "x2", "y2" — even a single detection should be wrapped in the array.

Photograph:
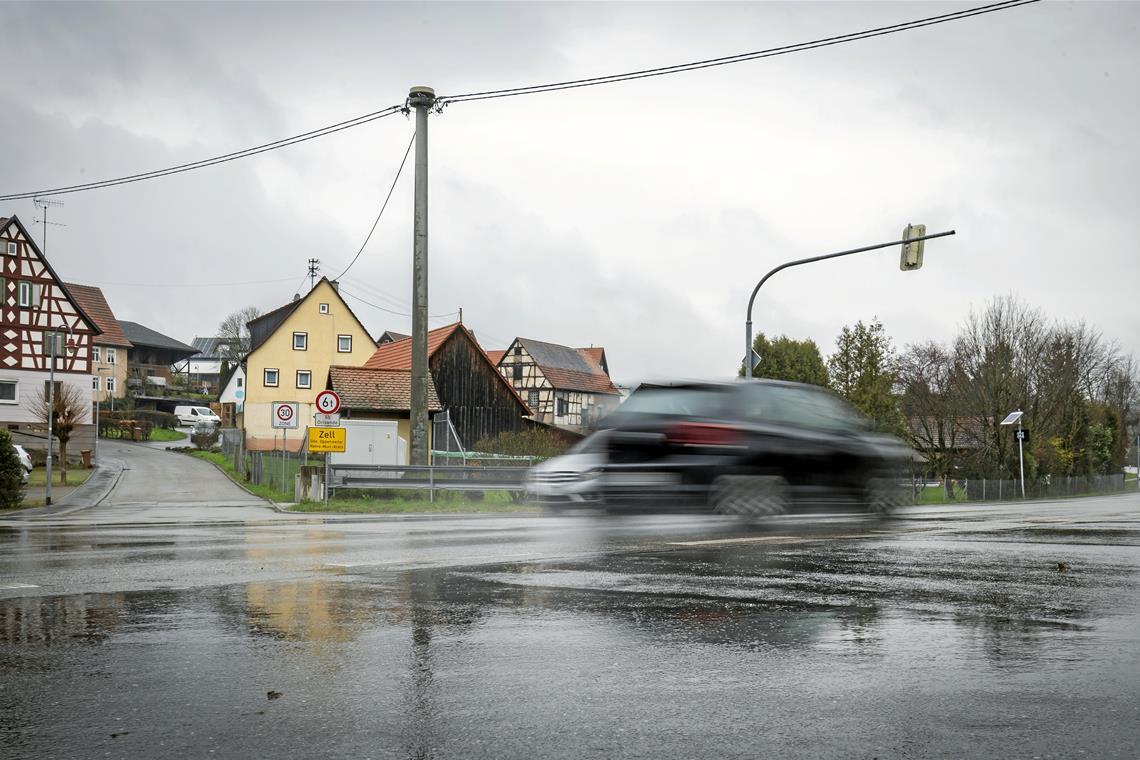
[{"x1": 329, "y1": 464, "x2": 529, "y2": 493}]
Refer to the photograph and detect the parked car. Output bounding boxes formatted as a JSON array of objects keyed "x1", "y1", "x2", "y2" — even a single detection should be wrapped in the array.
[
  {"x1": 173, "y1": 405, "x2": 222, "y2": 427},
  {"x1": 525, "y1": 431, "x2": 609, "y2": 507},
  {"x1": 13, "y1": 443, "x2": 33, "y2": 485},
  {"x1": 596, "y1": 380, "x2": 915, "y2": 515}
]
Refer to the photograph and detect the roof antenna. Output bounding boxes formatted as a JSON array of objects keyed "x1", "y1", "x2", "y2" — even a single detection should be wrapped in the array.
[
  {"x1": 32, "y1": 197, "x2": 65, "y2": 256},
  {"x1": 459, "y1": 306, "x2": 463, "y2": 324},
  {"x1": 307, "y1": 258, "x2": 321, "y2": 291}
]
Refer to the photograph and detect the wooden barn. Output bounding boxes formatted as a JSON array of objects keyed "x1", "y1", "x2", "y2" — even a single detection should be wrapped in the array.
[{"x1": 361, "y1": 323, "x2": 531, "y2": 450}]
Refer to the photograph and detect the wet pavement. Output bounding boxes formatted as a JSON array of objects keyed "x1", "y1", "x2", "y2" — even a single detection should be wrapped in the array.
[{"x1": 2, "y1": 492, "x2": 1140, "y2": 759}]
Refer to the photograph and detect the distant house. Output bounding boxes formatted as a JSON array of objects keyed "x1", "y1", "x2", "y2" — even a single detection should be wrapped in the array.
[
  {"x1": 362, "y1": 323, "x2": 531, "y2": 449},
  {"x1": 118, "y1": 321, "x2": 199, "y2": 391},
  {"x1": 186, "y1": 336, "x2": 242, "y2": 395},
  {"x1": 377, "y1": 330, "x2": 409, "y2": 345},
  {"x1": 218, "y1": 363, "x2": 246, "y2": 428},
  {"x1": 1, "y1": 215, "x2": 101, "y2": 456},
  {"x1": 496, "y1": 338, "x2": 621, "y2": 428},
  {"x1": 243, "y1": 278, "x2": 376, "y2": 451},
  {"x1": 325, "y1": 366, "x2": 442, "y2": 463},
  {"x1": 64, "y1": 283, "x2": 132, "y2": 405}
]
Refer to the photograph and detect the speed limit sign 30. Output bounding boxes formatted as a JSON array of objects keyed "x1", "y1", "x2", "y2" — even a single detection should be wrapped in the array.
[
  {"x1": 271, "y1": 401, "x2": 299, "y2": 429},
  {"x1": 315, "y1": 390, "x2": 341, "y2": 415}
]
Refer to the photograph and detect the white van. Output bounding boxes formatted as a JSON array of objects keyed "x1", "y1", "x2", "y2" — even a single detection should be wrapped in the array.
[{"x1": 174, "y1": 406, "x2": 222, "y2": 427}]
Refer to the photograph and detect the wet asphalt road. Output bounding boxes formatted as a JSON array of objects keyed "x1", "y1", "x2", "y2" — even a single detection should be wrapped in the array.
[{"x1": 2, "y1": 450, "x2": 1140, "y2": 759}]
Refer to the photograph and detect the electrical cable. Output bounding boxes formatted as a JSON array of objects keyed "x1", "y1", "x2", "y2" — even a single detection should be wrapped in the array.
[
  {"x1": 78, "y1": 275, "x2": 299, "y2": 288},
  {"x1": 335, "y1": 132, "x2": 416, "y2": 281},
  {"x1": 437, "y1": 0, "x2": 1038, "y2": 104},
  {"x1": 0, "y1": 104, "x2": 405, "y2": 201},
  {"x1": 340, "y1": 287, "x2": 459, "y2": 320}
]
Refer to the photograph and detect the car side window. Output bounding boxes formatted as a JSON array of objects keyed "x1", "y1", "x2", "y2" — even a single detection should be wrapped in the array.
[{"x1": 738, "y1": 384, "x2": 865, "y2": 431}]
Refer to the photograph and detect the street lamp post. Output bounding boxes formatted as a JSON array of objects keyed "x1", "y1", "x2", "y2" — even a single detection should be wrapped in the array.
[
  {"x1": 743, "y1": 228, "x2": 955, "y2": 374},
  {"x1": 1000, "y1": 410, "x2": 1027, "y2": 498},
  {"x1": 44, "y1": 328, "x2": 75, "y2": 506},
  {"x1": 94, "y1": 367, "x2": 111, "y2": 467}
]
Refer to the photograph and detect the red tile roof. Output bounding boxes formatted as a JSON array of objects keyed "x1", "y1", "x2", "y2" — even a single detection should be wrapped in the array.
[
  {"x1": 328, "y1": 366, "x2": 441, "y2": 411},
  {"x1": 64, "y1": 283, "x2": 133, "y2": 348},
  {"x1": 486, "y1": 349, "x2": 506, "y2": 366},
  {"x1": 362, "y1": 323, "x2": 462, "y2": 370}
]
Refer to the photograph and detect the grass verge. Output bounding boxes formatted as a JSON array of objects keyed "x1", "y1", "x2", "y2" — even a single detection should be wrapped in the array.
[
  {"x1": 149, "y1": 428, "x2": 187, "y2": 442},
  {"x1": 291, "y1": 490, "x2": 538, "y2": 514},
  {"x1": 187, "y1": 450, "x2": 293, "y2": 503},
  {"x1": 26, "y1": 467, "x2": 94, "y2": 488}
]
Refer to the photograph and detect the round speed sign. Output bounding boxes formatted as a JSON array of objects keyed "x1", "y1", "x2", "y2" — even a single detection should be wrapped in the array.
[{"x1": 315, "y1": 390, "x2": 341, "y2": 415}]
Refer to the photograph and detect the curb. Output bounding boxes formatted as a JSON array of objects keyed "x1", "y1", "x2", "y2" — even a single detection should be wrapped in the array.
[{"x1": 11, "y1": 460, "x2": 125, "y2": 519}]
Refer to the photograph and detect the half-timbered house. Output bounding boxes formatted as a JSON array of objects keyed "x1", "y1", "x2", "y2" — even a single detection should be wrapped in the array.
[
  {"x1": 1, "y1": 215, "x2": 101, "y2": 455},
  {"x1": 496, "y1": 338, "x2": 621, "y2": 429},
  {"x1": 361, "y1": 323, "x2": 531, "y2": 449}
]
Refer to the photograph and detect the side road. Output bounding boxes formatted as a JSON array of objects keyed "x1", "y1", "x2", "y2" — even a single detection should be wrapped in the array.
[{"x1": 4, "y1": 441, "x2": 280, "y2": 524}]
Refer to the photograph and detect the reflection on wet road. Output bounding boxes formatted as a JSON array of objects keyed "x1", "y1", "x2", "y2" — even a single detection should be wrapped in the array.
[{"x1": 3, "y1": 495, "x2": 1140, "y2": 758}]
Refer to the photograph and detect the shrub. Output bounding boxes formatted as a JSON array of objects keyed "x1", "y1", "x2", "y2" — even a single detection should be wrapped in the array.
[
  {"x1": 191, "y1": 424, "x2": 221, "y2": 450},
  {"x1": 0, "y1": 430, "x2": 26, "y2": 509},
  {"x1": 472, "y1": 428, "x2": 575, "y2": 460}
]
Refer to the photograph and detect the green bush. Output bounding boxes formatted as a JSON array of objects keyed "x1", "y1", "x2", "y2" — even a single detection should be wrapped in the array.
[
  {"x1": 0, "y1": 430, "x2": 26, "y2": 509},
  {"x1": 472, "y1": 428, "x2": 574, "y2": 459},
  {"x1": 191, "y1": 425, "x2": 221, "y2": 450}
]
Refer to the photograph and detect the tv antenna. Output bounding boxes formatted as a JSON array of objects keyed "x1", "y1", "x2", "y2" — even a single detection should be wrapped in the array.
[
  {"x1": 32, "y1": 197, "x2": 66, "y2": 256},
  {"x1": 307, "y1": 258, "x2": 320, "y2": 290}
]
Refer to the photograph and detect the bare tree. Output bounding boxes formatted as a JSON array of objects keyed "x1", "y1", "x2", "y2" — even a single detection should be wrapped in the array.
[
  {"x1": 31, "y1": 382, "x2": 88, "y2": 485},
  {"x1": 898, "y1": 341, "x2": 964, "y2": 497},
  {"x1": 217, "y1": 306, "x2": 261, "y2": 361}
]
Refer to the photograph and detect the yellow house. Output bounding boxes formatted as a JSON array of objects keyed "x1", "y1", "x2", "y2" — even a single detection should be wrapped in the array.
[{"x1": 244, "y1": 278, "x2": 376, "y2": 451}]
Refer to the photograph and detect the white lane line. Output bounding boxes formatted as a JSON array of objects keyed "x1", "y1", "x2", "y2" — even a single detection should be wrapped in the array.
[
  {"x1": 669, "y1": 536, "x2": 797, "y2": 546},
  {"x1": 0, "y1": 583, "x2": 40, "y2": 590}
]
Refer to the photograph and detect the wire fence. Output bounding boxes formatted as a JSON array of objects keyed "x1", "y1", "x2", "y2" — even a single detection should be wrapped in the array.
[
  {"x1": 219, "y1": 431, "x2": 317, "y2": 496},
  {"x1": 950, "y1": 473, "x2": 1128, "y2": 502}
]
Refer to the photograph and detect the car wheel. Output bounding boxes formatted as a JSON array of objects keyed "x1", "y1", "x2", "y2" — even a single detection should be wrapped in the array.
[
  {"x1": 710, "y1": 475, "x2": 790, "y2": 517},
  {"x1": 864, "y1": 475, "x2": 910, "y2": 514}
]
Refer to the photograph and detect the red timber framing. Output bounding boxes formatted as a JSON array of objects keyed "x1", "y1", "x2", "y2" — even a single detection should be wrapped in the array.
[{"x1": 0, "y1": 215, "x2": 100, "y2": 375}]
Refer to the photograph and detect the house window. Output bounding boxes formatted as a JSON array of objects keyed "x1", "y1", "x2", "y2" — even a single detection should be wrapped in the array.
[
  {"x1": 0, "y1": 379, "x2": 16, "y2": 402},
  {"x1": 557, "y1": 396, "x2": 568, "y2": 417},
  {"x1": 237, "y1": 377, "x2": 243, "y2": 388},
  {"x1": 293, "y1": 332, "x2": 308, "y2": 351},
  {"x1": 42, "y1": 333, "x2": 66, "y2": 356},
  {"x1": 319, "y1": 303, "x2": 330, "y2": 314},
  {"x1": 92, "y1": 346, "x2": 101, "y2": 363},
  {"x1": 296, "y1": 370, "x2": 312, "y2": 389},
  {"x1": 528, "y1": 390, "x2": 539, "y2": 408},
  {"x1": 92, "y1": 377, "x2": 99, "y2": 390},
  {"x1": 264, "y1": 368, "x2": 279, "y2": 387},
  {"x1": 0, "y1": 277, "x2": 6, "y2": 302},
  {"x1": 42, "y1": 380, "x2": 62, "y2": 400},
  {"x1": 4, "y1": 241, "x2": 15, "y2": 255},
  {"x1": 106, "y1": 348, "x2": 116, "y2": 365},
  {"x1": 18, "y1": 281, "x2": 39, "y2": 308},
  {"x1": 106, "y1": 377, "x2": 116, "y2": 393},
  {"x1": 337, "y1": 335, "x2": 352, "y2": 353},
  {"x1": 514, "y1": 345, "x2": 522, "y2": 356},
  {"x1": 512, "y1": 364, "x2": 523, "y2": 381}
]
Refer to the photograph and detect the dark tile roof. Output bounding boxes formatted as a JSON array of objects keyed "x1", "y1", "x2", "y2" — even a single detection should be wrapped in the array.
[
  {"x1": 328, "y1": 366, "x2": 441, "y2": 412},
  {"x1": 118, "y1": 320, "x2": 198, "y2": 355},
  {"x1": 378, "y1": 330, "x2": 409, "y2": 345},
  {"x1": 517, "y1": 337, "x2": 620, "y2": 395},
  {"x1": 64, "y1": 283, "x2": 133, "y2": 348}
]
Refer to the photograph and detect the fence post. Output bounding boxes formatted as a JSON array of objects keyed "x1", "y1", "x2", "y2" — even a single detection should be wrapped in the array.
[{"x1": 429, "y1": 465, "x2": 435, "y2": 503}]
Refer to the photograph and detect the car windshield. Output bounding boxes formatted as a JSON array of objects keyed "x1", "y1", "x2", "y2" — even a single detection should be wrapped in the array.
[
  {"x1": 736, "y1": 383, "x2": 868, "y2": 432},
  {"x1": 615, "y1": 387, "x2": 727, "y2": 418},
  {"x1": 194, "y1": 407, "x2": 214, "y2": 415}
]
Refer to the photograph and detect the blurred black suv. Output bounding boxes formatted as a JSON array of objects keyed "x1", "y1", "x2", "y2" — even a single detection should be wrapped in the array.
[{"x1": 597, "y1": 380, "x2": 915, "y2": 514}]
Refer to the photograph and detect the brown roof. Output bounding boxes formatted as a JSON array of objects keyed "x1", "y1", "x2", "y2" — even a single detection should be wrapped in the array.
[
  {"x1": 516, "y1": 337, "x2": 620, "y2": 395},
  {"x1": 486, "y1": 349, "x2": 506, "y2": 366},
  {"x1": 64, "y1": 283, "x2": 133, "y2": 348},
  {"x1": 363, "y1": 323, "x2": 463, "y2": 370},
  {"x1": 327, "y1": 366, "x2": 442, "y2": 412}
]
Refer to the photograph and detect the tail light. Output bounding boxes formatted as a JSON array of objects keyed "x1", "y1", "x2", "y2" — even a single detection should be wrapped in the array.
[{"x1": 665, "y1": 422, "x2": 742, "y2": 447}]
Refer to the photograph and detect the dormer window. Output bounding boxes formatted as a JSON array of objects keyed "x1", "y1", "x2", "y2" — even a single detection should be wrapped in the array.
[
  {"x1": 293, "y1": 332, "x2": 308, "y2": 351},
  {"x1": 319, "y1": 303, "x2": 330, "y2": 314}
]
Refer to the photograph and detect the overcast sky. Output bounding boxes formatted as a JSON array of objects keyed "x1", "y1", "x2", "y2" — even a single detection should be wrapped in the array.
[{"x1": 2, "y1": 1, "x2": 1136, "y2": 385}]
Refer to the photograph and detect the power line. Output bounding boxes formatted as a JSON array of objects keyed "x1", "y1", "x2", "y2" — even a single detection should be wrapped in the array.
[
  {"x1": 342, "y1": 278, "x2": 411, "y2": 310},
  {"x1": 437, "y1": 0, "x2": 1039, "y2": 104},
  {"x1": 335, "y1": 132, "x2": 416, "y2": 281},
  {"x1": 0, "y1": 104, "x2": 406, "y2": 201},
  {"x1": 80, "y1": 275, "x2": 298, "y2": 288},
  {"x1": 340, "y1": 287, "x2": 458, "y2": 320}
]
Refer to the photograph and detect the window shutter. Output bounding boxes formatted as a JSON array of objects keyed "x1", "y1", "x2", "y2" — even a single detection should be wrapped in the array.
[{"x1": 31, "y1": 283, "x2": 42, "y2": 307}]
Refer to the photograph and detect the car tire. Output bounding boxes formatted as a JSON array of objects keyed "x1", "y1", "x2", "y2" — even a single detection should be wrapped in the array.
[
  {"x1": 864, "y1": 475, "x2": 910, "y2": 514},
  {"x1": 710, "y1": 475, "x2": 790, "y2": 517}
]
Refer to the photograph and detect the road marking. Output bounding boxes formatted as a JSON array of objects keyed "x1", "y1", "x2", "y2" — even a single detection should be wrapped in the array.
[
  {"x1": 669, "y1": 536, "x2": 797, "y2": 546},
  {"x1": 0, "y1": 583, "x2": 39, "y2": 590}
]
